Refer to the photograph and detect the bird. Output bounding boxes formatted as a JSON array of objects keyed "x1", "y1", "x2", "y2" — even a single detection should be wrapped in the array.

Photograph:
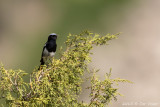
[{"x1": 39, "y1": 33, "x2": 57, "y2": 69}]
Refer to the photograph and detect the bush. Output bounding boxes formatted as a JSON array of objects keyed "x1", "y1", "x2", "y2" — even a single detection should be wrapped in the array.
[{"x1": 0, "y1": 31, "x2": 132, "y2": 107}]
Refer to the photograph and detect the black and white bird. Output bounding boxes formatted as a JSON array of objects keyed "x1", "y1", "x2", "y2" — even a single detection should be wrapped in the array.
[{"x1": 40, "y1": 33, "x2": 57, "y2": 67}]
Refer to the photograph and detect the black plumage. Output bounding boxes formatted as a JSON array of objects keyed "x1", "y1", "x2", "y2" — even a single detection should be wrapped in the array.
[{"x1": 40, "y1": 33, "x2": 57, "y2": 66}]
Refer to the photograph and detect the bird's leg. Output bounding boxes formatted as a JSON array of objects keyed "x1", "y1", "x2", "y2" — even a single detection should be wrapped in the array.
[
  {"x1": 47, "y1": 57, "x2": 53, "y2": 67},
  {"x1": 49, "y1": 57, "x2": 52, "y2": 63}
]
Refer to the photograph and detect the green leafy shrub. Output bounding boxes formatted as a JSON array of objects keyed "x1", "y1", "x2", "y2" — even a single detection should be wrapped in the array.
[{"x1": 0, "y1": 31, "x2": 132, "y2": 107}]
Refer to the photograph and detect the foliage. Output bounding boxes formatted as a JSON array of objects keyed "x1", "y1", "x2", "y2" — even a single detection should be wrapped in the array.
[{"x1": 0, "y1": 31, "x2": 132, "y2": 107}]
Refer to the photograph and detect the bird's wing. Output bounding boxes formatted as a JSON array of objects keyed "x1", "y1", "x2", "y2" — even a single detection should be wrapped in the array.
[{"x1": 40, "y1": 43, "x2": 46, "y2": 62}]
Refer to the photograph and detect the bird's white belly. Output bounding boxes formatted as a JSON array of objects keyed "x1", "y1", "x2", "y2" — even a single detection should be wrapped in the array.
[
  {"x1": 43, "y1": 48, "x2": 55, "y2": 57},
  {"x1": 49, "y1": 52, "x2": 55, "y2": 57}
]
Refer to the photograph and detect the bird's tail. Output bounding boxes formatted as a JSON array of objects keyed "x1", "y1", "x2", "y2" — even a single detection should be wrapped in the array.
[
  {"x1": 38, "y1": 58, "x2": 44, "y2": 70},
  {"x1": 40, "y1": 58, "x2": 45, "y2": 65}
]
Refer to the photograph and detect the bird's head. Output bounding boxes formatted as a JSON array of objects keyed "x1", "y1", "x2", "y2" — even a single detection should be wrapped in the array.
[{"x1": 48, "y1": 33, "x2": 57, "y2": 41}]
